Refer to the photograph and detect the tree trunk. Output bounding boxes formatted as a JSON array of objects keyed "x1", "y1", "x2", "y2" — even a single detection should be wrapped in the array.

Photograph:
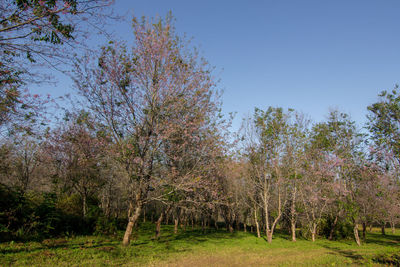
[
  {"x1": 155, "y1": 212, "x2": 164, "y2": 239},
  {"x1": 354, "y1": 223, "x2": 361, "y2": 246},
  {"x1": 291, "y1": 220, "x2": 296, "y2": 242},
  {"x1": 390, "y1": 221, "x2": 395, "y2": 234},
  {"x1": 82, "y1": 193, "x2": 87, "y2": 218},
  {"x1": 290, "y1": 185, "x2": 297, "y2": 242},
  {"x1": 191, "y1": 217, "x2": 194, "y2": 230},
  {"x1": 381, "y1": 223, "x2": 386, "y2": 235},
  {"x1": 165, "y1": 212, "x2": 169, "y2": 225},
  {"x1": 267, "y1": 230, "x2": 273, "y2": 243},
  {"x1": 254, "y1": 208, "x2": 261, "y2": 238},
  {"x1": 362, "y1": 222, "x2": 366, "y2": 241},
  {"x1": 174, "y1": 218, "x2": 179, "y2": 234},
  {"x1": 143, "y1": 207, "x2": 146, "y2": 223},
  {"x1": 122, "y1": 203, "x2": 142, "y2": 246},
  {"x1": 202, "y1": 219, "x2": 206, "y2": 234},
  {"x1": 214, "y1": 220, "x2": 219, "y2": 230},
  {"x1": 155, "y1": 206, "x2": 171, "y2": 239},
  {"x1": 228, "y1": 223, "x2": 234, "y2": 233},
  {"x1": 244, "y1": 223, "x2": 247, "y2": 233},
  {"x1": 328, "y1": 215, "x2": 338, "y2": 240},
  {"x1": 311, "y1": 223, "x2": 317, "y2": 242}
]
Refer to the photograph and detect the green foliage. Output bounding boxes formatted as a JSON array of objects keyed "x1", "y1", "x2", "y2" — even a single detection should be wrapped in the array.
[
  {"x1": 368, "y1": 86, "x2": 400, "y2": 157},
  {"x1": 94, "y1": 216, "x2": 119, "y2": 236},
  {"x1": 0, "y1": 184, "x2": 115, "y2": 241},
  {"x1": 320, "y1": 217, "x2": 353, "y2": 240}
]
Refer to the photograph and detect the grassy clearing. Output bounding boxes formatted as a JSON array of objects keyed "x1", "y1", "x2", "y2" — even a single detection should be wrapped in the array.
[{"x1": 1, "y1": 223, "x2": 400, "y2": 266}]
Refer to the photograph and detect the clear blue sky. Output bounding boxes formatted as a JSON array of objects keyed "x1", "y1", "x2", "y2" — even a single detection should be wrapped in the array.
[{"x1": 37, "y1": 0, "x2": 400, "y2": 130}]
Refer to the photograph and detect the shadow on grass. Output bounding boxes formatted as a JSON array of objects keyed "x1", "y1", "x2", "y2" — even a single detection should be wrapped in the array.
[
  {"x1": 365, "y1": 232, "x2": 400, "y2": 247},
  {"x1": 319, "y1": 244, "x2": 366, "y2": 264},
  {"x1": 155, "y1": 227, "x2": 249, "y2": 244},
  {"x1": 0, "y1": 239, "x2": 118, "y2": 255}
]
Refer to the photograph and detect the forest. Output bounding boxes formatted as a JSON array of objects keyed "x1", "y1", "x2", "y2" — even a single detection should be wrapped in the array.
[{"x1": 1, "y1": 1, "x2": 400, "y2": 266}]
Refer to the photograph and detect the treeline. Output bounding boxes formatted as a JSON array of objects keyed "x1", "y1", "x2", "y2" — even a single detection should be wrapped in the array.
[{"x1": 1, "y1": 7, "x2": 400, "y2": 247}]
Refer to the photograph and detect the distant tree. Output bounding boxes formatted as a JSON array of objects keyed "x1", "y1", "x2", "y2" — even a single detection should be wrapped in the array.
[
  {"x1": 367, "y1": 88, "x2": 400, "y2": 235},
  {"x1": 44, "y1": 111, "x2": 107, "y2": 217},
  {"x1": 243, "y1": 107, "x2": 291, "y2": 243},
  {"x1": 367, "y1": 87, "x2": 400, "y2": 161}
]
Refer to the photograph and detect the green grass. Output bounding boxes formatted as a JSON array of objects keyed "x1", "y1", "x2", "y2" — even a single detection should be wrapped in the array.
[{"x1": 1, "y1": 223, "x2": 400, "y2": 266}]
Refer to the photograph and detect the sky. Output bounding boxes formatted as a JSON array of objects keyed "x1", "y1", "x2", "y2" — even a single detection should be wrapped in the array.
[{"x1": 36, "y1": 0, "x2": 400, "y2": 131}]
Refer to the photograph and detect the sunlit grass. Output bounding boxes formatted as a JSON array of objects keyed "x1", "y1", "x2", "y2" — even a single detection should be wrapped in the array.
[{"x1": 1, "y1": 224, "x2": 399, "y2": 266}]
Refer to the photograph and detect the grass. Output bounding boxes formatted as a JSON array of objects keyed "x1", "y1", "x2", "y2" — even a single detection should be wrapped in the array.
[{"x1": 1, "y1": 223, "x2": 400, "y2": 266}]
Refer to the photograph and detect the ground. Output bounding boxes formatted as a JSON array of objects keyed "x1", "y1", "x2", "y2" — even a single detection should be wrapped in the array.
[{"x1": 1, "y1": 224, "x2": 399, "y2": 266}]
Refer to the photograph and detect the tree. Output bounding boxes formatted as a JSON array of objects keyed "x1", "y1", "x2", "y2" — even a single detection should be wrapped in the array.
[
  {"x1": 73, "y1": 15, "x2": 221, "y2": 246},
  {"x1": 243, "y1": 107, "x2": 291, "y2": 243},
  {"x1": 44, "y1": 111, "x2": 107, "y2": 217},
  {"x1": 367, "y1": 87, "x2": 400, "y2": 160},
  {"x1": 300, "y1": 144, "x2": 335, "y2": 242},
  {"x1": 367, "y1": 89, "x2": 400, "y2": 236},
  {"x1": 0, "y1": 0, "x2": 113, "y2": 132},
  {"x1": 324, "y1": 110, "x2": 363, "y2": 245}
]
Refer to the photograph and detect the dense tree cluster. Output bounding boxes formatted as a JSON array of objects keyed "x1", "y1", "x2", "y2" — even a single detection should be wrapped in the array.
[{"x1": 1, "y1": 10, "x2": 400, "y2": 247}]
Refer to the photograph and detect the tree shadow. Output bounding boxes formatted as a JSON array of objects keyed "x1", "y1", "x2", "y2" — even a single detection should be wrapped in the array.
[
  {"x1": 319, "y1": 244, "x2": 366, "y2": 264},
  {"x1": 0, "y1": 239, "x2": 117, "y2": 255},
  {"x1": 365, "y1": 232, "x2": 400, "y2": 247}
]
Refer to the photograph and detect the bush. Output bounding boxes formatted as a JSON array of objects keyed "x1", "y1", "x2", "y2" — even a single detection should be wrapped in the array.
[
  {"x1": 320, "y1": 217, "x2": 353, "y2": 240},
  {"x1": 0, "y1": 185, "x2": 102, "y2": 241},
  {"x1": 95, "y1": 216, "x2": 118, "y2": 235}
]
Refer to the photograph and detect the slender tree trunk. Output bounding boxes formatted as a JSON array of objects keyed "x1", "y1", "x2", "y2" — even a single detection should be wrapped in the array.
[
  {"x1": 290, "y1": 184, "x2": 297, "y2": 242},
  {"x1": 191, "y1": 217, "x2": 194, "y2": 230},
  {"x1": 143, "y1": 207, "x2": 146, "y2": 223},
  {"x1": 311, "y1": 223, "x2": 317, "y2": 242},
  {"x1": 214, "y1": 220, "x2": 219, "y2": 230},
  {"x1": 250, "y1": 226, "x2": 253, "y2": 233},
  {"x1": 202, "y1": 219, "x2": 206, "y2": 234},
  {"x1": 122, "y1": 202, "x2": 142, "y2": 246},
  {"x1": 328, "y1": 215, "x2": 339, "y2": 240},
  {"x1": 174, "y1": 218, "x2": 179, "y2": 234},
  {"x1": 254, "y1": 207, "x2": 261, "y2": 238},
  {"x1": 390, "y1": 221, "x2": 395, "y2": 234},
  {"x1": 362, "y1": 222, "x2": 366, "y2": 241},
  {"x1": 264, "y1": 199, "x2": 269, "y2": 237},
  {"x1": 369, "y1": 224, "x2": 372, "y2": 232},
  {"x1": 165, "y1": 212, "x2": 169, "y2": 225},
  {"x1": 155, "y1": 206, "x2": 171, "y2": 239},
  {"x1": 244, "y1": 223, "x2": 247, "y2": 232},
  {"x1": 82, "y1": 193, "x2": 87, "y2": 218},
  {"x1": 381, "y1": 222, "x2": 386, "y2": 235},
  {"x1": 155, "y1": 213, "x2": 164, "y2": 239},
  {"x1": 354, "y1": 223, "x2": 361, "y2": 246}
]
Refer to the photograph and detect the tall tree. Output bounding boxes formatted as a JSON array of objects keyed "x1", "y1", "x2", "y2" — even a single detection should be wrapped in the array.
[{"x1": 73, "y1": 15, "x2": 221, "y2": 246}]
